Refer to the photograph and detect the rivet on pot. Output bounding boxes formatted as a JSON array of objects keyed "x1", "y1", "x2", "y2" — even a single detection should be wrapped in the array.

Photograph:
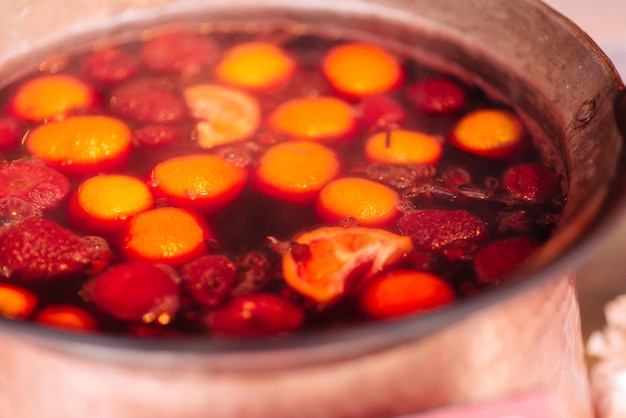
[{"x1": 575, "y1": 98, "x2": 597, "y2": 128}]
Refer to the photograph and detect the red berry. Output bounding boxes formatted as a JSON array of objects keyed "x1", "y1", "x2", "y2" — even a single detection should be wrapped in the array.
[
  {"x1": 0, "y1": 118, "x2": 22, "y2": 151},
  {"x1": 398, "y1": 209, "x2": 488, "y2": 256},
  {"x1": 473, "y1": 237, "x2": 538, "y2": 284},
  {"x1": 134, "y1": 124, "x2": 185, "y2": 148},
  {"x1": 406, "y1": 78, "x2": 466, "y2": 115},
  {"x1": 181, "y1": 255, "x2": 238, "y2": 308},
  {"x1": 140, "y1": 31, "x2": 217, "y2": 74},
  {"x1": 503, "y1": 163, "x2": 561, "y2": 203},
  {"x1": 209, "y1": 293, "x2": 304, "y2": 337},
  {"x1": 0, "y1": 217, "x2": 94, "y2": 280},
  {"x1": 358, "y1": 94, "x2": 407, "y2": 130},
  {"x1": 110, "y1": 78, "x2": 186, "y2": 124},
  {"x1": 88, "y1": 261, "x2": 180, "y2": 324},
  {"x1": 83, "y1": 47, "x2": 139, "y2": 85},
  {"x1": 0, "y1": 159, "x2": 71, "y2": 211}
]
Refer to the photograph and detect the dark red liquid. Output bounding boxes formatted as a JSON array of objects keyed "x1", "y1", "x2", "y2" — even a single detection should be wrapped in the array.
[{"x1": 0, "y1": 25, "x2": 566, "y2": 337}]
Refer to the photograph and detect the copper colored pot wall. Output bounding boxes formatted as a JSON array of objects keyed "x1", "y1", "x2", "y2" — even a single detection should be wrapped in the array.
[{"x1": 0, "y1": 1, "x2": 625, "y2": 417}]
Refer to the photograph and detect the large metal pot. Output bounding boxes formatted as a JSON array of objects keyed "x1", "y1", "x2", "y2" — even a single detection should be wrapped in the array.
[{"x1": 0, "y1": 0, "x2": 624, "y2": 417}]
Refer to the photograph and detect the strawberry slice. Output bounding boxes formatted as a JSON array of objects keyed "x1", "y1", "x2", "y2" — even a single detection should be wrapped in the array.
[
  {"x1": 398, "y1": 209, "x2": 488, "y2": 259},
  {"x1": 0, "y1": 217, "x2": 94, "y2": 280},
  {"x1": 110, "y1": 78, "x2": 186, "y2": 124},
  {"x1": 0, "y1": 159, "x2": 71, "y2": 211}
]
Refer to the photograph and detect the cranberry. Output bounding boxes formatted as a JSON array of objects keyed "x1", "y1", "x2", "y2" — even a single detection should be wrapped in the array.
[
  {"x1": 88, "y1": 261, "x2": 180, "y2": 324},
  {"x1": 181, "y1": 255, "x2": 238, "y2": 308},
  {"x1": 231, "y1": 251, "x2": 275, "y2": 296},
  {"x1": 209, "y1": 293, "x2": 304, "y2": 337}
]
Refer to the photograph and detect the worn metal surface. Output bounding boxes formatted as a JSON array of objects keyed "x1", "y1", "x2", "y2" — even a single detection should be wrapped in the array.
[{"x1": 1, "y1": 1, "x2": 624, "y2": 417}]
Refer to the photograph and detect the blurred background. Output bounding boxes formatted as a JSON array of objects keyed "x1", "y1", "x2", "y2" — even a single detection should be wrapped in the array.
[{"x1": 543, "y1": 0, "x2": 626, "y2": 343}]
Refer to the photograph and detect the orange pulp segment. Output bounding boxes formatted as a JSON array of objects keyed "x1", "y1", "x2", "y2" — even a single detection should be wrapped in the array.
[
  {"x1": 282, "y1": 226, "x2": 413, "y2": 303},
  {"x1": 9, "y1": 74, "x2": 97, "y2": 122},
  {"x1": 25, "y1": 115, "x2": 132, "y2": 176},
  {"x1": 150, "y1": 154, "x2": 248, "y2": 212},
  {"x1": 268, "y1": 96, "x2": 357, "y2": 141},
  {"x1": 34, "y1": 305, "x2": 98, "y2": 332},
  {"x1": 72, "y1": 174, "x2": 154, "y2": 234},
  {"x1": 183, "y1": 84, "x2": 261, "y2": 149},
  {"x1": 359, "y1": 270, "x2": 455, "y2": 319},
  {"x1": 215, "y1": 42, "x2": 296, "y2": 91},
  {"x1": 0, "y1": 283, "x2": 37, "y2": 319},
  {"x1": 321, "y1": 42, "x2": 403, "y2": 98},
  {"x1": 122, "y1": 207, "x2": 211, "y2": 266},
  {"x1": 449, "y1": 109, "x2": 524, "y2": 158},
  {"x1": 253, "y1": 141, "x2": 341, "y2": 205},
  {"x1": 316, "y1": 177, "x2": 400, "y2": 227},
  {"x1": 365, "y1": 130, "x2": 443, "y2": 165}
]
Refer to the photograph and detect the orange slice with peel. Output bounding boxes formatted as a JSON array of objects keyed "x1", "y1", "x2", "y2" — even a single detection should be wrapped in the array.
[
  {"x1": 9, "y1": 74, "x2": 97, "y2": 122},
  {"x1": 252, "y1": 141, "x2": 341, "y2": 205},
  {"x1": 365, "y1": 130, "x2": 443, "y2": 165},
  {"x1": 267, "y1": 96, "x2": 357, "y2": 142},
  {"x1": 150, "y1": 154, "x2": 248, "y2": 212},
  {"x1": 183, "y1": 84, "x2": 260, "y2": 149},
  {"x1": 69, "y1": 174, "x2": 155, "y2": 235},
  {"x1": 282, "y1": 226, "x2": 413, "y2": 303},
  {"x1": 316, "y1": 177, "x2": 400, "y2": 227},
  {"x1": 215, "y1": 42, "x2": 296, "y2": 91},
  {"x1": 122, "y1": 207, "x2": 211, "y2": 266},
  {"x1": 25, "y1": 115, "x2": 132, "y2": 177},
  {"x1": 321, "y1": 42, "x2": 403, "y2": 98},
  {"x1": 449, "y1": 109, "x2": 524, "y2": 158}
]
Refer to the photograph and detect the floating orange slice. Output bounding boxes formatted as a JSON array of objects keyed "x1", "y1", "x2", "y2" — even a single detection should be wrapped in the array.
[
  {"x1": 9, "y1": 74, "x2": 98, "y2": 122},
  {"x1": 34, "y1": 305, "x2": 98, "y2": 332},
  {"x1": 267, "y1": 96, "x2": 357, "y2": 142},
  {"x1": 321, "y1": 42, "x2": 403, "y2": 98},
  {"x1": 215, "y1": 42, "x2": 296, "y2": 91},
  {"x1": 252, "y1": 141, "x2": 341, "y2": 205},
  {"x1": 0, "y1": 283, "x2": 37, "y2": 319},
  {"x1": 25, "y1": 115, "x2": 132, "y2": 177},
  {"x1": 358, "y1": 270, "x2": 455, "y2": 319},
  {"x1": 282, "y1": 226, "x2": 413, "y2": 303},
  {"x1": 316, "y1": 177, "x2": 400, "y2": 227},
  {"x1": 69, "y1": 174, "x2": 155, "y2": 236},
  {"x1": 122, "y1": 207, "x2": 212, "y2": 266},
  {"x1": 150, "y1": 154, "x2": 248, "y2": 212},
  {"x1": 183, "y1": 84, "x2": 261, "y2": 149},
  {"x1": 449, "y1": 109, "x2": 524, "y2": 158},
  {"x1": 365, "y1": 130, "x2": 443, "y2": 165}
]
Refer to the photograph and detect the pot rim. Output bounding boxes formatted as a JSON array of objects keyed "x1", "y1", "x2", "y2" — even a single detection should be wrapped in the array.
[{"x1": 0, "y1": 0, "x2": 624, "y2": 372}]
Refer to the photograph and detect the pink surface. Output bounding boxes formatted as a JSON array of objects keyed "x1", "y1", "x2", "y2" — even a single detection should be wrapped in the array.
[{"x1": 406, "y1": 391, "x2": 555, "y2": 418}]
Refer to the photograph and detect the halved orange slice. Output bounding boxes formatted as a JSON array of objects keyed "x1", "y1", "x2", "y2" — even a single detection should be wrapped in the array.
[
  {"x1": 183, "y1": 84, "x2": 261, "y2": 149},
  {"x1": 282, "y1": 226, "x2": 413, "y2": 303}
]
